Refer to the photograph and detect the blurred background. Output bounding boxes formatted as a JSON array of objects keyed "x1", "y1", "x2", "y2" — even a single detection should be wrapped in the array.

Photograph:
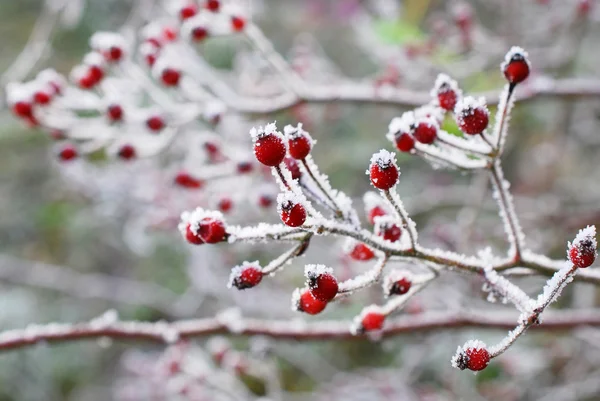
[{"x1": 1, "y1": 0, "x2": 600, "y2": 400}]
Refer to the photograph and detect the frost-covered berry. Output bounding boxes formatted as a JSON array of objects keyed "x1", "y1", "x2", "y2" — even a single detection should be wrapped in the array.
[
  {"x1": 568, "y1": 225, "x2": 597, "y2": 268},
  {"x1": 349, "y1": 242, "x2": 375, "y2": 261},
  {"x1": 284, "y1": 157, "x2": 301, "y2": 180},
  {"x1": 231, "y1": 16, "x2": 246, "y2": 32},
  {"x1": 305, "y1": 265, "x2": 338, "y2": 302},
  {"x1": 174, "y1": 171, "x2": 203, "y2": 189},
  {"x1": 455, "y1": 97, "x2": 489, "y2": 135},
  {"x1": 206, "y1": 0, "x2": 220, "y2": 11},
  {"x1": 192, "y1": 26, "x2": 209, "y2": 41},
  {"x1": 146, "y1": 115, "x2": 165, "y2": 132},
  {"x1": 285, "y1": 123, "x2": 313, "y2": 160},
  {"x1": 251, "y1": 123, "x2": 287, "y2": 167},
  {"x1": 431, "y1": 74, "x2": 461, "y2": 112},
  {"x1": 368, "y1": 206, "x2": 387, "y2": 225},
  {"x1": 179, "y1": 3, "x2": 198, "y2": 20},
  {"x1": 12, "y1": 101, "x2": 33, "y2": 119},
  {"x1": 368, "y1": 150, "x2": 399, "y2": 190},
  {"x1": 34, "y1": 90, "x2": 52, "y2": 105},
  {"x1": 236, "y1": 161, "x2": 253, "y2": 174},
  {"x1": 292, "y1": 288, "x2": 327, "y2": 315},
  {"x1": 278, "y1": 193, "x2": 307, "y2": 227},
  {"x1": 181, "y1": 208, "x2": 227, "y2": 244},
  {"x1": 105, "y1": 46, "x2": 124, "y2": 62},
  {"x1": 384, "y1": 271, "x2": 412, "y2": 296},
  {"x1": 374, "y1": 216, "x2": 402, "y2": 243},
  {"x1": 452, "y1": 340, "x2": 490, "y2": 371},
  {"x1": 117, "y1": 144, "x2": 136, "y2": 160},
  {"x1": 502, "y1": 47, "x2": 530, "y2": 85},
  {"x1": 387, "y1": 116, "x2": 415, "y2": 153},
  {"x1": 58, "y1": 145, "x2": 78, "y2": 161},
  {"x1": 228, "y1": 262, "x2": 263, "y2": 290},
  {"x1": 352, "y1": 306, "x2": 386, "y2": 334},
  {"x1": 218, "y1": 197, "x2": 233, "y2": 213},
  {"x1": 161, "y1": 68, "x2": 181, "y2": 86},
  {"x1": 183, "y1": 223, "x2": 204, "y2": 245},
  {"x1": 395, "y1": 132, "x2": 415, "y2": 152},
  {"x1": 413, "y1": 118, "x2": 438, "y2": 144},
  {"x1": 107, "y1": 104, "x2": 124, "y2": 122}
]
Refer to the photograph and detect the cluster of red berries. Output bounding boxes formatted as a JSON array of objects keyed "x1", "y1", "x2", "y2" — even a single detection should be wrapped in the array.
[
  {"x1": 292, "y1": 265, "x2": 339, "y2": 315},
  {"x1": 388, "y1": 113, "x2": 441, "y2": 153}
]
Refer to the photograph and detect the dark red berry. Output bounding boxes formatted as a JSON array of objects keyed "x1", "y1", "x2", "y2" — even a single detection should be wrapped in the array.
[
  {"x1": 88, "y1": 65, "x2": 104, "y2": 83},
  {"x1": 12, "y1": 101, "x2": 33, "y2": 118},
  {"x1": 107, "y1": 104, "x2": 124, "y2": 122},
  {"x1": 191, "y1": 26, "x2": 208, "y2": 41},
  {"x1": 231, "y1": 16, "x2": 245, "y2": 32},
  {"x1": 456, "y1": 100, "x2": 489, "y2": 135},
  {"x1": 295, "y1": 289, "x2": 327, "y2": 315},
  {"x1": 236, "y1": 161, "x2": 253, "y2": 174},
  {"x1": 368, "y1": 206, "x2": 387, "y2": 225},
  {"x1": 106, "y1": 46, "x2": 123, "y2": 62},
  {"x1": 569, "y1": 233, "x2": 596, "y2": 268},
  {"x1": 464, "y1": 347, "x2": 490, "y2": 371},
  {"x1": 78, "y1": 75, "x2": 95, "y2": 89},
  {"x1": 254, "y1": 134, "x2": 287, "y2": 167},
  {"x1": 288, "y1": 135, "x2": 312, "y2": 160},
  {"x1": 185, "y1": 223, "x2": 204, "y2": 244},
  {"x1": 118, "y1": 144, "x2": 136, "y2": 160},
  {"x1": 369, "y1": 151, "x2": 399, "y2": 190},
  {"x1": 394, "y1": 132, "x2": 415, "y2": 152},
  {"x1": 413, "y1": 119, "x2": 437, "y2": 144},
  {"x1": 389, "y1": 277, "x2": 411, "y2": 295},
  {"x1": 279, "y1": 199, "x2": 306, "y2": 227},
  {"x1": 34, "y1": 91, "x2": 52, "y2": 105},
  {"x1": 146, "y1": 116, "x2": 165, "y2": 132},
  {"x1": 197, "y1": 217, "x2": 226, "y2": 243},
  {"x1": 376, "y1": 221, "x2": 402, "y2": 243},
  {"x1": 179, "y1": 4, "x2": 198, "y2": 20},
  {"x1": 284, "y1": 157, "x2": 301, "y2": 180},
  {"x1": 174, "y1": 171, "x2": 203, "y2": 189},
  {"x1": 306, "y1": 267, "x2": 338, "y2": 302},
  {"x1": 349, "y1": 243, "x2": 375, "y2": 261},
  {"x1": 161, "y1": 68, "x2": 181, "y2": 86},
  {"x1": 203, "y1": 141, "x2": 220, "y2": 160},
  {"x1": 58, "y1": 145, "x2": 78, "y2": 161},
  {"x1": 218, "y1": 197, "x2": 233, "y2": 213},
  {"x1": 163, "y1": 27, "x2": 178, "y2": 42},
  {"x1": 437, "y1": 88, "x2": 458, "y2": 111},
  {"x1": 503, "y1": 53, "x2": 530, "y2": 85},
  {"x1": 360, "y1": 311, "x2": 385, "y2": 332},
  {"x1": 206, "y1": 0, "x2": 220, "y2": 11},
  {"x1": 229, "y1": 263, "x2": 263, "y2": 290}
]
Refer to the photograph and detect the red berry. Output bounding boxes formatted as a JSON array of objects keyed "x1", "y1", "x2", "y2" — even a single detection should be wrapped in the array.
[
  {"x1": 185, "y1": 223, "x2": 204, "y2": 244},
  {"x1": 145, "y1": 53, "x2": 157, "y2": 67},
  {"x1": 231, "y1": 16, "x2": 246, "y2": 32},
  {"x1": 203, "y1": 141, "x2": 221, "y2": 160},
  {"x1": 12, "y1": 101, "x2": 33, "y2": 118},
  {"x1": 569, "y1": 229, "x2": 596, "y2": 268},
  {"x1": 413, "y1": 119, "x2": 437, "y2": 144},
  {"x1": 376, "y1": 220, "x2": 402, "y2": 243},
  {"x1": 369, "y1": 150, "x2": 399, "y2": 190},
  {"x1": 258, "y1": 194, "x2": 274, "y2": 208},
  {"x1": 306, "y1": 266, "x2": 338, "y2": 302},
  {"x1": 34, "y1": 91, "x2": 52, "y2": 105},
  {"x1": 502, "y1": 51, "x2": 530, "y2": 85},
  {"x1": 294, "y1": 289, "x2": 327, "y2": 315},
  {"x1": 389, "y1": 277, "x2": 411, "y2": 295},
  {"x1": 218, "y1": 197, "x2": 233, "y2": 213},
  {"x1": 394, "y1": 132, "x2": 415, "y2": 152},
  {"x1": 279, "y1": 198, "x2": 306, "y2": 227},
  {"x1": 163, "y1": 27, "x2": 178, "y2": 42},
  {"x1": 236, "y1": 161, "x2": 253, "y2": 174},
  {"x1": 197, "y1": 217, "x2": 227, "y2": 243},
  {"x1": 455, "y1": 99, "x2": 489, "y2": 135},
  {"x1": 161, "y1": 68, "x2": 181, "y2": 86},
  {"x1": 360, "y1": 311, "x2": 385, "y2": 332},
  {"x1": 179, "y1": 4, "x2": 198, "y2": 20},
  {"x1": 465, "y1": 347, "x2": 490, "y2": 371},
  {"x1": 107, "y1": 104, "x2": 124, "y2": 122},
  {"x1": 229, "y1": 263, "x2": 263, "y2": 290},
  {"x1": 106, "y1": 46, "x2": 123, "y2": 62},
  {"x1": 284, "y1": 157, "x2": 301, "y2": 180},
  {"x1": 89, "y1": 65, "x2": 104, "y2": 82},
  {"x1": 349, "y1": 243, "x2": 375, "y2": 261},
  {"x1": 174, "y1": 171, "x2": 203, "y2": 189},
  {"x1": 288, "y1": 134, "x2": 312, "y2": 160},
  {"x1": 58, "y1": 145, "x2": 78, "y2": 161},
  {"x1": 206, "y1": 0, "x2": 220, "y2": 11},
  {"x1": 437, "y1": 88, "x2": 458, "y2": 111},
  {"x1": 146, "y1": 116, "x2": 165, "y2": 132},
  {"x1": 253, "y1": 134, "x2": 287, "y2": 167},
  {"x1": 191, "y1": 26, "x2": 208, "y2": 41},
  {"x1": 78, "y1": 75, "x2": 95, "y2": 89},
  {"x1": 578, "y1": 0, "x2": 592, "y2": 16},
  {"x1": 368, "y1": 206, "x2": 387, "y2": 225},
  {"x1": 50, "y1": 130, "x2": 66, "y2": 141},
  {"x1": 118, "y1": 144, "x2": 136, "y2": 160}
]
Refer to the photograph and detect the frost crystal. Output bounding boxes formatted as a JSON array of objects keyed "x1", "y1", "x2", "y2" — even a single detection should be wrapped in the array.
[
  {"x1": 454, "y1": 96, "x2": 488, "y2": 117},
  {"x1": 501, "y1": 46, "x2": 530, "y2": 71},
  {"x1": 179, "y1": 207, "x2": 225, "y2": 236},
  {"x1": 283, "y1": 122, "x2": 313, "y2": 143},
  {"x1": 369, "y1": 149, "x2": 398, "y2": 170},
  {"x1": 430, "y1": 73, "x2": 461, "y2": 97},
  {"x1": 304, "y1": 264, "x2": 333, "y2": 279},
  {"x1": 249, "y1": 121, "x2": 281, "y2": 142},
  {"x1": 276, "y1": 191, "x2": 304, "y2": 213},
  {"x1": 568, "y1": 225, "x2": 597, "y2": 257}
]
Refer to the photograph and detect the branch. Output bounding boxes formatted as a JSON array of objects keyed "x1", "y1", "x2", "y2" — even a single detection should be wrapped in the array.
[{"x1": 2, "y1": 309, "x2": 600, "y2": 352}]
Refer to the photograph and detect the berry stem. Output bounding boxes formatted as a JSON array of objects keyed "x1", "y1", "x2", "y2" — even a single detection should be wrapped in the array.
[
  {"x1": 382, "y1": 189, "x2": 417, "y2": 251},
  {"x1": 337, "y1": 254, "x2": 390, "y2": 295},
  {"x1": 492, "y1": 83, "x2": 516, "y2": 155},
  {"x1": 299, "y1": 182, "x2": 339, "y2": 215},
  {"x1": 261, "y1": 233, "x2": 313, "y2": 275},
  {"x1": 274, "y1": 165, "x2": 291, "y2": 190},
  {"x1": 301, "y1": 158, "x2": 345, "y2": 220}
]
